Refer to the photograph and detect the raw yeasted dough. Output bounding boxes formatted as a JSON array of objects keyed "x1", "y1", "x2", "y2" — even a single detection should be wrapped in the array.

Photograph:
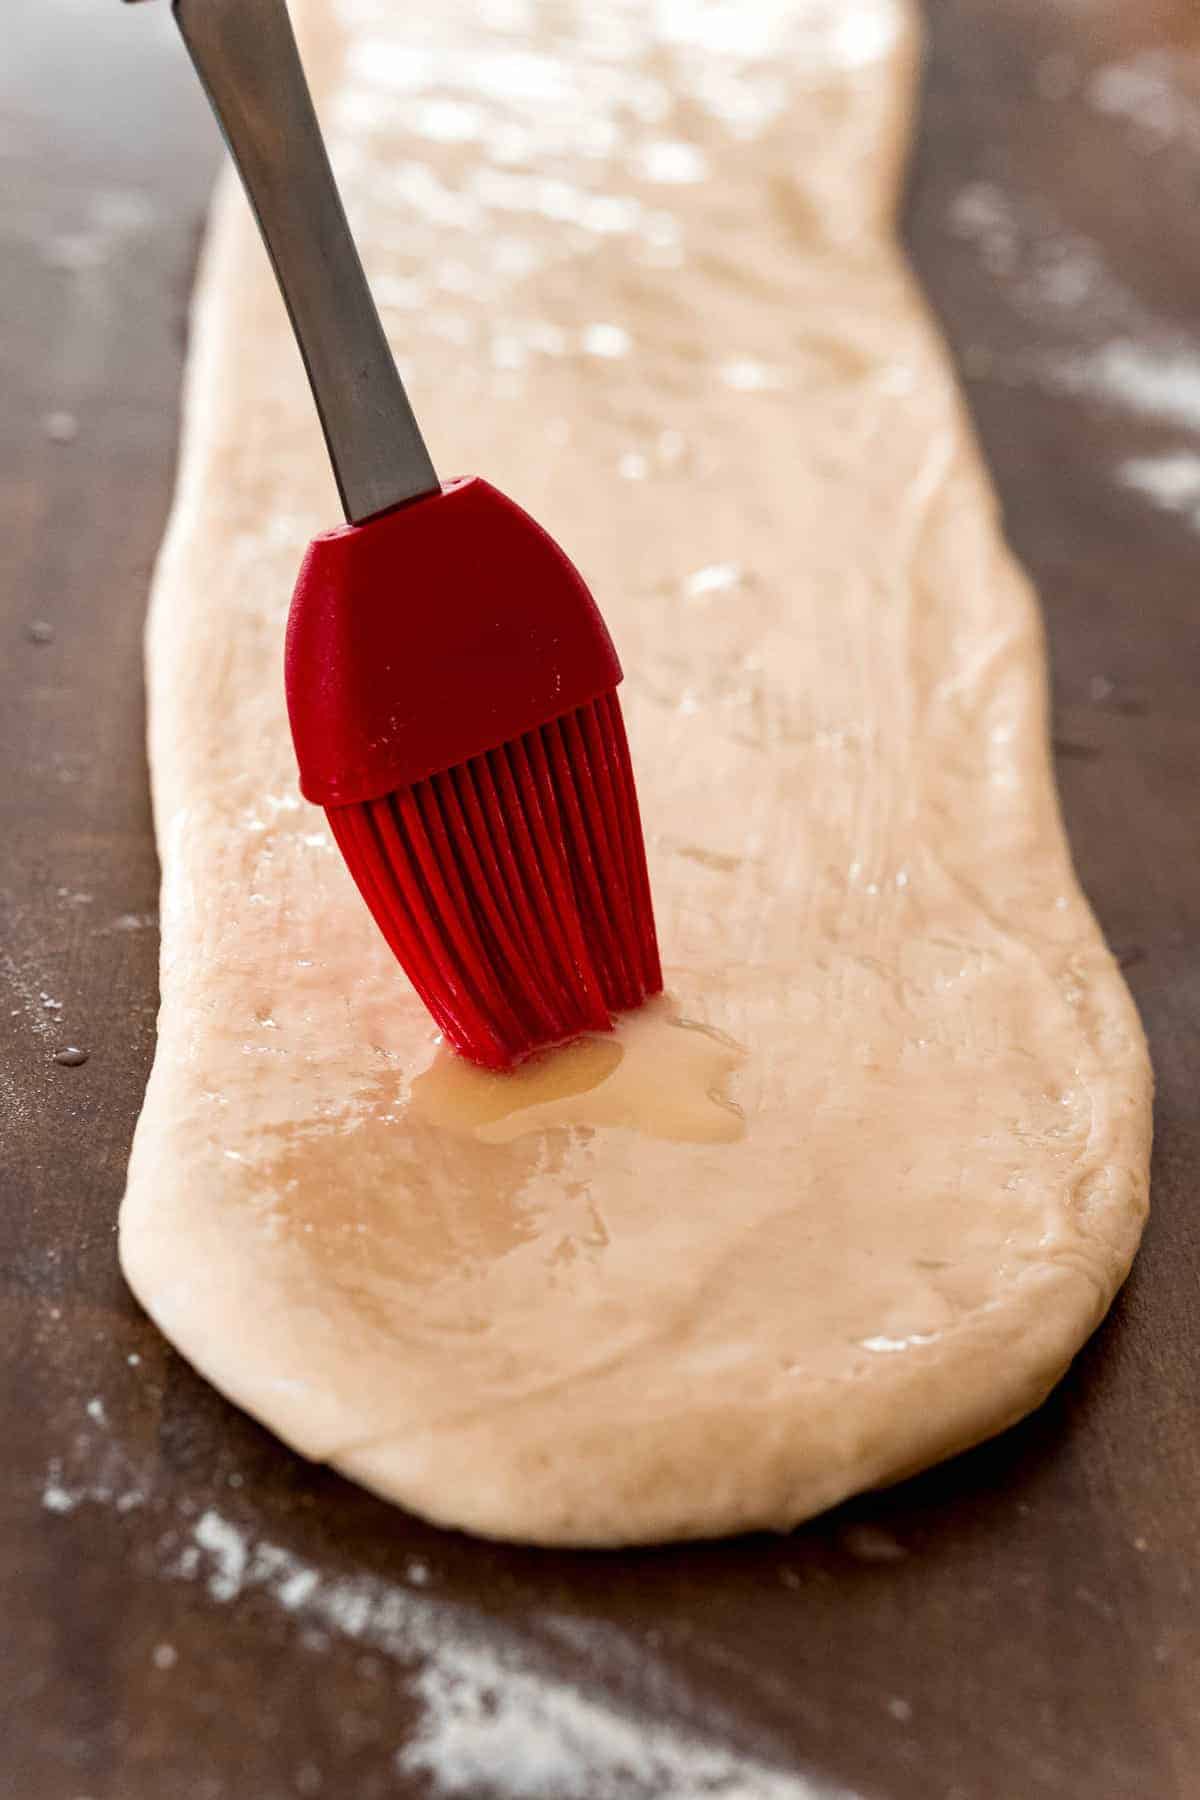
[{"x1": 121, "y1": 0, "x2": 1152, "y2": 1545}]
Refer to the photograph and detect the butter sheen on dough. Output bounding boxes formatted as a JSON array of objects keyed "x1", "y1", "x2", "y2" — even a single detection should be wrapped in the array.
[{"x1": 120, "y1": 0, "x2": 1152, "y2": 1545}]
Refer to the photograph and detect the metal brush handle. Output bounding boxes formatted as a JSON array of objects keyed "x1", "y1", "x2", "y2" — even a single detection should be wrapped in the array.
[{"x1": 137, "y1": 0, "x2": 440, "y2": 523}]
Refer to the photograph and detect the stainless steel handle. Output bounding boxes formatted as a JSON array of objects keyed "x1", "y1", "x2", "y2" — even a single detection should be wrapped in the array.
[{"x1": 170, "y1": 0, "x2": 439, "y2": 522}]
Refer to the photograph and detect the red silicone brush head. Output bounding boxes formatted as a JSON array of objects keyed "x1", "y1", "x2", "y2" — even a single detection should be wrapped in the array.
[
  {"x1": 327, "y1": 692, "x2": 660, "y2": 1068},
  {"x1": 285, "y1": 478, "x2": 662, "y2": 1068}
]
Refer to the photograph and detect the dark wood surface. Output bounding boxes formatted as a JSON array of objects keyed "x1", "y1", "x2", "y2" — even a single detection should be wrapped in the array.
[{"x1": 3, "y1": 3, "x2": 1197, "y2": 1796}]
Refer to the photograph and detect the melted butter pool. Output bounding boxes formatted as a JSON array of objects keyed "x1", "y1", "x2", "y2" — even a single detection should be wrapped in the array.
[{"x1": 410, "y1": 995, "x2": 747, "y2": 1144}]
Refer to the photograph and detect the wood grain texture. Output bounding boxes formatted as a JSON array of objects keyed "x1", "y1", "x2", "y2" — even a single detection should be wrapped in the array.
[{"x1": 1, "y1": 2, "x2": 1197, "y2": 1796}]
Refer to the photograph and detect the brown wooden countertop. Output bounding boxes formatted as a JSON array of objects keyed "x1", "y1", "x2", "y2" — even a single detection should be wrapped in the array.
[{"x1": 2, "y1": 2, "x2": 1197, "y2": 1795}]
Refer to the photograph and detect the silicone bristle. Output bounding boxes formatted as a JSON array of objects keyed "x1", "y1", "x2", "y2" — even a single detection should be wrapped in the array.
[{"x1": 327, "y1": 694, "x2": 662, "y2": 1069}]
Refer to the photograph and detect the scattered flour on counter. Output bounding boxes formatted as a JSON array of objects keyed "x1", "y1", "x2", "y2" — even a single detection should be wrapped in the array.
[
  {"x1": 0, "y1": 945, "x2": 58, "y2": 1043},
  {"x1": 40, "y1": 186, "x2": 156, "y2": 274},
  {"x1": 41, "y1": 1459, "x2": 145, "y2": 1517},
  {"x1": 948, "y1": 181, "x2": 1019, "y2": 277},
  {"x1": 1087, "y1": 51, "x2": 1200, "y2": 151},
  {"x1": 40, "y1": 1403, "x2": 834, "y2": 1794},
  {"x1": 106, "y1": 912, "x2": 159, "y2": 934},
  {"x1": 946, "y1": 177, "x2": 1200, "y2": 432},
  {"x1": 1051, "y1": 340, "x2": 1200, "y2": 433},
  {"x1": 1117, "y1": 451, "x2": 1200, "y2": 527},
  {"x1": 40, "y1": 1398, "x2": 147, "y2": 1517},
  {"x1": 948, "y1": 182, "x2": 1121, "y2": 325},
  {"x1": 399, "y1": 1640, "x2": 825, "y2": 1799},
  {"x1": 193, "y1": 1509, "x2": 249, "y2": 1602},
  {"x1": 174, "y1": 1509, "x2": 830, "y2": 1799},
  {"x1": 945, "y1": 141, "x2": 1200, "y2": 442}
]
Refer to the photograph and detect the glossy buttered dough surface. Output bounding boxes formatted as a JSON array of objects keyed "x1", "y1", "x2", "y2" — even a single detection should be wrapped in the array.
[{"x1": 121, "y1": 0, "x2": 1152, "y2": 1544}]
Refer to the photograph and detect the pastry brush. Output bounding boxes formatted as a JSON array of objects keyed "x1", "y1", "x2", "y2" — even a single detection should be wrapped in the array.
[{"x1": 131, "y1": 0, "x2": 663, "y2": 1069}]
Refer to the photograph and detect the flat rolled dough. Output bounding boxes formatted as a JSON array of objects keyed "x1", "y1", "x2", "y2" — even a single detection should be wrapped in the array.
[{"x1": 121, "y1": 0, "x2": 1152, "y2": 1545}]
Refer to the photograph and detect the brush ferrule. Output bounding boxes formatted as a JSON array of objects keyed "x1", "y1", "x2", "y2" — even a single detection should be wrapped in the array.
[{"x1": 285, "y1": 477, "x2": 622, "y2": 807}]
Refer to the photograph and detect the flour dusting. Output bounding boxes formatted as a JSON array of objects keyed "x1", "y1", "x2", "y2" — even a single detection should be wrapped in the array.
[
  {"x1": 1055, "y1": 340, "x2": 1200, "y2": 434},
  {"x1": 399, "y1": 1639, "x2": 825, "y2": 1799},
  {"x1": 1088, "y1": 51, "x2": 1200, "y2": 151},
  {"x1": 39, "y1": 1423, "x2": 828, "y2": 1799},
  {"x1": 194, "y1": 1509, "x2": 250, "y2": 1602},
  {"x1": 1117, "y1": 451, "x2": 1200, "y2": 528},
  {"x1": 169, "y1": 1509, "x2": 827, "y2": 1799},
  {"x1": 946, "y1": 164, "x2": 1200, "y2": 433},
  {"x1": 948, "y1": 182, "x2": 1121, "y2": 329},
  {"x1": 41, "y1": 1459, "x2": 146, "y2": 1516}
]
